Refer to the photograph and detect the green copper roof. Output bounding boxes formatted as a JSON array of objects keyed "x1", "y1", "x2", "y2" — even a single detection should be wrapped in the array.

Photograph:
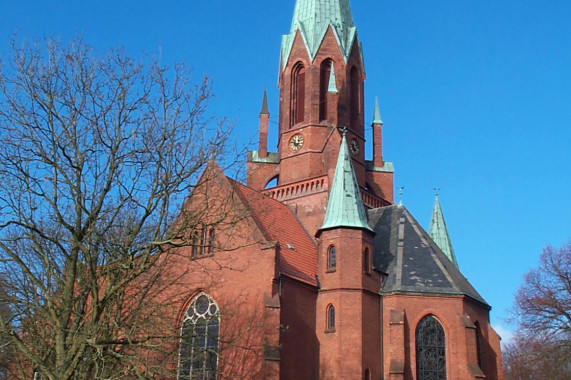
[
  {"x1": 320, "y1": 132, "x2": 373, "y2": 232},
  {"x1": 428, "y1": 193, "x2": 459, "y2": 268},
  {"x1": 328, "y1": 65, "x2": 338, "y2": 93},
  {"x1": 373, "y1": 96, "x2": 382, "y2": 124},
  {"x1": 260, "y1": 88, "x2": 269, "y2": 115},
  {"x1": 282, "y1": 0, "x2": 357, "y2": 69}
]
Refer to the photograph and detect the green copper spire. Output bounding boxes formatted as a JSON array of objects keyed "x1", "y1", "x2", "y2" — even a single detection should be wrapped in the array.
[
  {"x1": 428, "y1": 191, "x2": 459, "y2": 268},
  {"x1": 320, "y1": 130, "x2": 373, "y2": 232},
  {"x1": 260, "y1": 88, "x2": 269, "y2": 115},
  {"x1": 373, "y1": 96, "x2": 382, "y2": 124},
  {"x1": 282, "y1": 0, "x2": 357, "y2": 69},
  {"x1": 328, "y1": 65, "x2": 338, "y2": 93}
]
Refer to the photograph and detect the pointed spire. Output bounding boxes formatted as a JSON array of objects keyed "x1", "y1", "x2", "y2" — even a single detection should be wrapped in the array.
[
  {"x1": 282, "y1": 0, "x2": 358, "y2": 68},
  {"x1": 320, "y1": 129, "x2": 373, "y2": 232},
  {"x1": 428, "y1": 190, "x2": 459, "y2": 268},
  {"x1": 327, "y1": 65, "x2": 338, "y2": 93},
  {"x1": 260, "y1": 88, "x2": 269, "y2": 115},
  {"x1": 373, "y1": 96, "x2": 382, "y2": 124}
]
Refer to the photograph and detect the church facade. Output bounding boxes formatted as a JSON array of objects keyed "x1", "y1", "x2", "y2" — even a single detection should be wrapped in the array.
[{"x1": 173, "y1": 1, "x2": 505, "y2": 379}]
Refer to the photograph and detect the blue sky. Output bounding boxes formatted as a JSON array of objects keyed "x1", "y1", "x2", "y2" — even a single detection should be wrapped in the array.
[{"x1": 1, "y1": 0, "x2": 570, "y2": 341}]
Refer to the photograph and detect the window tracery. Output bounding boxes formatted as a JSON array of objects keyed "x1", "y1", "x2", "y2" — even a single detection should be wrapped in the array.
[
  {"x1": 178, "y1": 294, "x2": 220, "y2": 380},
  {"x1": 416, "y1": 315, "x2": 447, "y2": 380}
]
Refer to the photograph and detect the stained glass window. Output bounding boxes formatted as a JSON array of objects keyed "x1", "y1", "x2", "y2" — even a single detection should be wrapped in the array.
[
  {"x1": 178, "y1": 294, "x2": 220, "y2": 380},
  {"x1": 416, "y1": 315, "x2": 446, "y2": 380}
]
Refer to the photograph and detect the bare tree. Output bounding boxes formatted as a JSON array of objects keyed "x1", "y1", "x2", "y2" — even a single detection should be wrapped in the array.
[
  {"x1": 0, "y1": 278, "x2": 11, "y2": 379},
  {"x1": 513, "y1": 242, "x2": 571, "y2": 345},
  {"x1": 0, "y1": 38, "x2": 237, "y2": 379},
  {"x1": 505, "y1": 241, "x2": 571, "y2": 379},
  {"x1": 503, "y1": 333, "x2": 571, "y2": 380}
]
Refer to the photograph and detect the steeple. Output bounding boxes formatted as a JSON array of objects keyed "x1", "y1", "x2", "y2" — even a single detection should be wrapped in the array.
[
  {"x1": 281, "y1": 0, "x2": 358, "y2": 68},
  {"x1": 258, "y1": 89, "x2": 269, "y2": 158},
  {"x1": 373, "y1": 96, "x2": 382, "y2": 124},
  {"x1": 372, "y1": 96, "x2": 384, "y2": 167},
  {"x1": 320, "y1": 130, "x2": 372, "y2": 232},
  {"x1": 260, "y1": 88, "x2": 269, "y2": 115},
  {"x1": 428, "y1": 191, "x2": 459, "y2": 268}
]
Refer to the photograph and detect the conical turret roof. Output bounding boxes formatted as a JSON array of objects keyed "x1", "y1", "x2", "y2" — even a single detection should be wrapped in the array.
[
  {"x1": 428, "y1": 193, "x2": 459, "y2": 268},
  {"x1": 320, "y1": 132, "x2": 372, "y2": 232},
  {"x1": 281, "y1": 0, "x2": 358, "y2": 68}
]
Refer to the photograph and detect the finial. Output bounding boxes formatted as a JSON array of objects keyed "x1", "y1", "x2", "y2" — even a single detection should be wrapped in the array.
[
  {"x1": 433, "y1": 188, "x2": 440, "y2": 197},
  {"x1": 373, "y1": 96, "x2": 383, "y2": 124},
  {"x1": 398, "y1": 186, "x2": 405, "y2": 206},
  {"x1": 328, "y1": 64, "x2": 338, "y2": 93},
  {"x1": 339, "y1": 126, "x2": 348, "y2": 137},
  {"x1": 260, "y1": 87, "x2": 269, "y2": 115}
]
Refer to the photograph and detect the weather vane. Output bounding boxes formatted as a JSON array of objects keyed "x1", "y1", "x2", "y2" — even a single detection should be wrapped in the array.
[{"x1": 398, "y1": 186, "x2": 405, "y2": 205}]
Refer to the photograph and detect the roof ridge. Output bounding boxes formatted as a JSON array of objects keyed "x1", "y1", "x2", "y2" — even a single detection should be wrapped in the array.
[{"x1": 230, "y1": 178, "x2": 319, "y2": 246}]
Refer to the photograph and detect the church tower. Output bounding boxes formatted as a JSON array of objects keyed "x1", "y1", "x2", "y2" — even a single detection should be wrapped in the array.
[
  {"x1": 247, "y1": 0, "x2": 394, "y2": 236},
  {"x1": 315, "y1": 132, "x2": 383, "y2": 378}
]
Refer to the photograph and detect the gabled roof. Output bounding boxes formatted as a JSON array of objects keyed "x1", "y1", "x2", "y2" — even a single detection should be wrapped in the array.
[
  {"x1": 230, "y1": 180, "x2": 318, "y2": 286},
  {"x1": 281, "y1": 0, "x2": 358, "y2": 68},
  {"x1": 369, "y1": 205, "x2": 488, "y2": 307},
  {"x1": 320, "y1": 133, "x2": 373, "y2": 233},
  {"x1": 428, "y1": 193, "x2": 458, "y2": 268}
]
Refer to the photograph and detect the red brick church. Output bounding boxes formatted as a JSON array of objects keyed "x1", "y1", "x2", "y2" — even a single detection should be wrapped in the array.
[{"x1": 172, "y1": 0, "x2": 505, "y2": 379}]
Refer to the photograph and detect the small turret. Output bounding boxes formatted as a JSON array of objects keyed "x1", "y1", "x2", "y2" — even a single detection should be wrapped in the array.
[
  {"x1": 372, "y1": 97, "x2": 384, "y2": 168},
  {"x1": 320, "y1": 129, "x2": 372, "y2": 233},
  {"x1": 258, "y1": 89, "x2": 269, "y2": 158}
]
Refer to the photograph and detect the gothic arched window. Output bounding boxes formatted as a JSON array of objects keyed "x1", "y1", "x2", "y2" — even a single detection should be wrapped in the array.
[
  {"x1": 178, "y1": 294, "x2": 220, "y2": 380},
  {"x1": 319, "y1": 59, "x2": 333, "y2": 122},
  {"x1": 326, "y1": 304, "x2": 336, "y2": 331},
  {"x1": 416, "y1": 315, "x2": 447, "y2": 380},
  {"x1": 350, "y1": 66, "x2": 361, "y2": 130},
  {"x1": 363, "y1": 247, "x2": 370, "y2": 274},
  {"x1": 327, "y1": 245, "x2": 336, "y2": 271},
  {"x1": 291, "y1": 63, "x2": 306, "y2": 126}
]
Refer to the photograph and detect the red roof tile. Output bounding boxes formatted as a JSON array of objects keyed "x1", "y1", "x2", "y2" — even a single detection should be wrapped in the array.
[{"x1": 230, "y1": 179, "x2": 318, "y2": 286}]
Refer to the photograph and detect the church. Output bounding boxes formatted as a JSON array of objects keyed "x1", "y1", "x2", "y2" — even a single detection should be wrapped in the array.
[{"x1": 173, "y1": 0, "x2": 505, "y2": 379}]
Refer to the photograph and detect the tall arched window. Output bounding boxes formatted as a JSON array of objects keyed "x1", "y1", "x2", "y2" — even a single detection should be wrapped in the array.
[
  {"x1": 327, "y1": 245, "x2": 337, "y2": 271},
  {"x1": 350, "y1": 66, "x2": 361, "y2": 130},
  {"x1": 363, "y1": 247, "x2": 370, "y2": 274},
  {"x1": 178, "y1": 294, "x2": 220, "y2": 380},
  {"x1": 416, "y1": 315, "x2": 447, "y2": 380},
  {"x1": 475, "y1": 322, "x2": 483, "y2": 369},
  {"x1": 319, "y1": 59, "x2": 333, "y2": 122},
  {"x1": 291, "y1": 63, "x2": 306, "y2": 126},
  {"x1": 326, "y1": 304, "x2": 336, "y2": 331}
]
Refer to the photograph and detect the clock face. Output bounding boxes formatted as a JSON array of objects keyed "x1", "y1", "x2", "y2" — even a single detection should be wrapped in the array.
[
  {"x1": 289, "y1": 134, "x2": 304, "y2": 151},
  {"x1": 350, "y1": 139, "x2": 359, "y2": 155}
]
